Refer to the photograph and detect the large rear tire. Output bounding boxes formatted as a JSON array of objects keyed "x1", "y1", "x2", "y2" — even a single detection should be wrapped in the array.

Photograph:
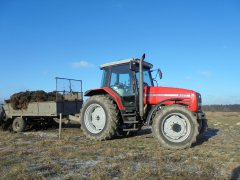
[
  {"x1": 152, "y1": 105, "x2": 199, "y2": 149},
  {"x1": 80, "y1": 95, "x2": 119, "y2": 140}
]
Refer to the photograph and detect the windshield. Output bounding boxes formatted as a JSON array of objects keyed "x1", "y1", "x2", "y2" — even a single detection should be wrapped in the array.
[{"x1": 136, "y1": 69, "x2": 153, "y2": 87}]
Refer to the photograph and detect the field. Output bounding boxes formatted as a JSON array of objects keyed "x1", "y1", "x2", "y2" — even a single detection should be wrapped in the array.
[{"x1": 0, "y1": 112, "x2": 240, "y2": 179}]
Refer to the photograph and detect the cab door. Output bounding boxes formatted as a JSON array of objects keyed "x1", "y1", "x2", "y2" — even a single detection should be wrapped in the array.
[{"x1": 109, "y1": 64, "x2": 136, "y2": 107}]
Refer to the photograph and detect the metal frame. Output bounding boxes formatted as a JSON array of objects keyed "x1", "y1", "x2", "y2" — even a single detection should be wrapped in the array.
[{"x1": 55, "y1": 77, "x2": 83, "y2": 101}]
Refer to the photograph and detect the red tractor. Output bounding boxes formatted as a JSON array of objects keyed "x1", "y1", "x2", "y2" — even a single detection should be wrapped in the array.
[{"x1": 80, "y1": 54, "x2": 207, "y2": 149}]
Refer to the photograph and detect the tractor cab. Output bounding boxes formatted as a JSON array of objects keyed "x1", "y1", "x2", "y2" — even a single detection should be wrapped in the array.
[{"x1": 100, "y1": 58, "x2": 154, "y2": 108}]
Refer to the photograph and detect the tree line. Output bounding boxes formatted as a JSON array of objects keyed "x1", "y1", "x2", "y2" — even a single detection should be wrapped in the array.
[{"x1": 202, "y1": 104, "x2": 240, "y2": 112}]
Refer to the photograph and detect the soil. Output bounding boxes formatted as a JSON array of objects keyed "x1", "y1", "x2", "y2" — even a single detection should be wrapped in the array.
[{"x1": 0, "y1": 111, "x2": 239, "y2": 179}]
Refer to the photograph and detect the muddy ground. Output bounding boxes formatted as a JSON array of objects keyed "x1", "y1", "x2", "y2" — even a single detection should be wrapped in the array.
[{"x1": 0, "y1": 112, "x2": 240, "y2": 179}]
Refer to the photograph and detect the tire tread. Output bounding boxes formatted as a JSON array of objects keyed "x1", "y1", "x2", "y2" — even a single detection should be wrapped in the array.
[
  {"x1": 152, "y1": 104, "x2": 199, "y2": 149},
  {"x1": 80, "y1": 95, "x2": 119, "y2": 140}
]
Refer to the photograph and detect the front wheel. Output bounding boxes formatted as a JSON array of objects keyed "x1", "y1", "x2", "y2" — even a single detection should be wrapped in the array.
[{"x1": 152, "y1": 105, "x2": 199, "y2": 149}]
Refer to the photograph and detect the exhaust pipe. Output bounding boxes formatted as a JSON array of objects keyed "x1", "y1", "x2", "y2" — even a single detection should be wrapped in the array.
[{"x1": 139, "y1": 53, "x2": 145, "y2": 118}]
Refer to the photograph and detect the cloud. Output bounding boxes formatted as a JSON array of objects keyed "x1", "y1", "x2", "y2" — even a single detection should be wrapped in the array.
[
  {"x1": 199, "y1": 71, "x2": 212, "y2": 77},
  {"x1": 71, "y1": 61, "x2": 95, "y2": 69}
]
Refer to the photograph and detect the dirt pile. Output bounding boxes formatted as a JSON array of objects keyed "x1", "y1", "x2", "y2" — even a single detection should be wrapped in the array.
[{"x1": 7, "y1": 91, "x2": 62, "y2": 110}]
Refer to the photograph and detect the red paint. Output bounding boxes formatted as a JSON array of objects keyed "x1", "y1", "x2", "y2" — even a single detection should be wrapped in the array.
[
  {"x1": 144, "y1": 86, "x2": 198, "y2": 112},
  {"x1": 85, "y1": 86, "x2": 199, "y2": 112},
  {"x1": 85, "y1": 87, "x2": 125, "y2": 110}
]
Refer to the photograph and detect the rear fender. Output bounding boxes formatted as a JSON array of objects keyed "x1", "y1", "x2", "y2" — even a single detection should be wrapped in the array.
[{"x1": 85, "y1": 87, "x2": 125, "y2": 111}]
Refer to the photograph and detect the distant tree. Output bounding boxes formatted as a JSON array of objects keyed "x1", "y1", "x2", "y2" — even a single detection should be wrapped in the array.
[{"x1": 202, "y1": 104, "x2": 240, "y2": 112}]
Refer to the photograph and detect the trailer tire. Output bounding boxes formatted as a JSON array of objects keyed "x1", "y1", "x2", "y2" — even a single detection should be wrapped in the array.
[
  {"x1": 0, "y1": 110, "x2": 7, "y2": 122},
  {"x1": 152, "y1": 105, "x2": 199, "y2": 149},
  {"x1": 80, "y1": 95, "x2": 119, "y2": 140},
  {"x1": 12, "y1": 117, "x2": 26, "y2": 132}
]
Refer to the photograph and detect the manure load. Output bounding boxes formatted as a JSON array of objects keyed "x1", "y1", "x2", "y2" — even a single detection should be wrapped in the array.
[{"x1": 7, "y1": 90, "x2": 62, "y2": 110}]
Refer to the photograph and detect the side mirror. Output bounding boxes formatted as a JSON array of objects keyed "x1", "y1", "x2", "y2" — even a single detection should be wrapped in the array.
[{"x1": 158, "y1": 69, "x2": 163, "y2": 79}]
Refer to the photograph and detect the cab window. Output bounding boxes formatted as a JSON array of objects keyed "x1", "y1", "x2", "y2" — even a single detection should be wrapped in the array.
[{"x1": 136, "y1": 69, "x2": 153, "y2": 87}]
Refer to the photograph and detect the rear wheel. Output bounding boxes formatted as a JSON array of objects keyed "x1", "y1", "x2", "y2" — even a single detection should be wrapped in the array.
[
  {"x1": 152, "y1": 105, "x2": 199, "y2": 149},
  {"x1": 80, "y1": 95, "x2": 119, "y2": 140},
  {"x1": 12, "y1": 117, "x2": 26, "y2": 132}
]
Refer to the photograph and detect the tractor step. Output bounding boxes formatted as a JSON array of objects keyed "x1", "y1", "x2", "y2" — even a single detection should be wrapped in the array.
[
  {"x1": 122, "y1": 113, "x2": 136, "y2": 116},
  {"x1": 122, "y1": 110, "x2": 138, "y2": 122},
  {"x1": 122, "y1": 128, "x2": 139, "y2": 131},
  {"x1": 124, "y1": 121, "x2": 139, "y2": 124}
]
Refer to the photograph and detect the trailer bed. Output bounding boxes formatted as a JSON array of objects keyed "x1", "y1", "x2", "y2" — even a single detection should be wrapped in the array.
[{"x1": 4, "y1": 100, "x2": 83, "y2": 118}]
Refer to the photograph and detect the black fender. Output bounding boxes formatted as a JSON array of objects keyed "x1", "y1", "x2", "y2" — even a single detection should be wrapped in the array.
[
  {"x1": 84, "y1": 89, "x2": 107, "y2": 96},
  {"x1": 146, "y1": 98, "x2": 183, "y2": 126}
]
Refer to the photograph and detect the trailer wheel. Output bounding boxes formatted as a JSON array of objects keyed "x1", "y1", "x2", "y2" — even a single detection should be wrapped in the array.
[
  {"x1": 12, "y1": 117, "x2": 26, "y2": 132},
  {"x1": 80, "y1": 95, "x2": 119, "y2": 140},
  {"x1": 152, "y1": 105, "x2": 199, "y2": 149},
  {"x1": 1, "y1": 111, "x2": 11, "y2": 130},
  {"x1": 0, "y1": 110, "x2": 7, "y2": 123}
]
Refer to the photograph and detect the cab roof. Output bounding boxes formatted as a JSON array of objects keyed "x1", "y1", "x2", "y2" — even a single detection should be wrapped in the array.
[{"x1": 100, "y1": 58, "x2": 153, "y2": 69}]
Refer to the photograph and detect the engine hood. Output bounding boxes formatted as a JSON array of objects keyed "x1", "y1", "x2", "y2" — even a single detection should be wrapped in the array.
[
  {"x1": 145, "y1": 86, "x2": 196, "y2": 96},
  {"x1": 144, "y1": 86, "x2": 199, "y2": 112}
]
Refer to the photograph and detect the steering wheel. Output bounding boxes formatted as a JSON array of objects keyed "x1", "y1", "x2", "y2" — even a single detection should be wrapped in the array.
[{"x1": 110, "y1": 83, "x2": 128, "y2": 95}]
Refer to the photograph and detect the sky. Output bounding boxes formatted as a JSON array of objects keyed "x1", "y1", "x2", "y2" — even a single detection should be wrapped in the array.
[{"x1": 0, "y1": 0, "x2": 240, "y2": 105}]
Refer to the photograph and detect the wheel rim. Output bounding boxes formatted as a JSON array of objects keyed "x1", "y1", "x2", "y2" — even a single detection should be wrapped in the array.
[
  {"x1": 84, "y1": 103, "x2": 106, "y2": 134},
  {"x1": 14, "y1": 121, "x2": 20, "y2": 130},
  {"x1": 161, "y1": 113, "x2": 191, "y2": 143}
]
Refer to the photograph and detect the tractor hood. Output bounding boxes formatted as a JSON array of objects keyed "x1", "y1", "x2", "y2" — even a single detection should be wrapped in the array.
[{"x1": 144, "y1": 86, "x2": 200, "y2": 112}]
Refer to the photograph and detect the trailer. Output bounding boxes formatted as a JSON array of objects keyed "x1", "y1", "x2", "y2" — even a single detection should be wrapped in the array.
[{"x1": 0, "y1": 77, "x2": 83, "y2": 132}]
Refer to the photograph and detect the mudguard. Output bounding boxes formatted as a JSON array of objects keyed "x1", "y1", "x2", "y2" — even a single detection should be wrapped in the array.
[
  {"x1": 146, "y1": 98, "x2": 183, "y2": 125},
  {"x1": 85, "y1": 87, "x2": 125, "y2": 111}
]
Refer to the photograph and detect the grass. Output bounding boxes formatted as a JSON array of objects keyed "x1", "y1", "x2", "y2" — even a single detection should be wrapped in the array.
[{"x1": 0, "y1": 112, "x2": 240, "y2": 179}]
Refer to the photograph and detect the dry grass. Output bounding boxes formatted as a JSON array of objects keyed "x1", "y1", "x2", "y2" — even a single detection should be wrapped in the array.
[{"x1": 0, "y1": 112, "x2": 240, "y2": 179}]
